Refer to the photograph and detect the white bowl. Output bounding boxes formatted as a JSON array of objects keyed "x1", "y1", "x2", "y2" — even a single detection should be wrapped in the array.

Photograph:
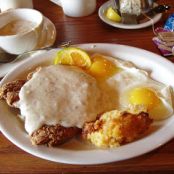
[{"x1": 0, "y1": 8, "x2": 43, "y2": 54}]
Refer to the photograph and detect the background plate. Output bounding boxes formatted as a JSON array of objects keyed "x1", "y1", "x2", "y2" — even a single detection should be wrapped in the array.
[{"x1": 98, "y1": 0, "x2": 162, "y2": 29}]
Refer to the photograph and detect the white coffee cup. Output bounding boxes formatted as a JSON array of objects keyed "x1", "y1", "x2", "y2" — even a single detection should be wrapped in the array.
[
  {"x1": 0, "y1": 8, "x2": 43, "y2": 55},
  {"x1": 54, "y1": 0, "x2": 96, "y2": 17},
  {"x1": 0, "y1": 0, "x2": 33, "y2": 12}
]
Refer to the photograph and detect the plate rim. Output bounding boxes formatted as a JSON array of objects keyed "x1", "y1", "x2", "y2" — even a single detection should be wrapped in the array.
[
  {"x1": 98, "y1": 0, "x2": 162, "y2": 29},
  {"x1": 0, "y1": 43, "x2": 174, "y2": 165}
]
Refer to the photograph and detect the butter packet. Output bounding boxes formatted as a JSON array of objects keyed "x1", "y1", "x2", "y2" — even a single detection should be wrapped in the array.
[
  {"x1": 158, "y1": 32, "x2": 174, "y2": 42},
  {"x1": 152, "y1": 26, "x2": 174, "y2": 57}
]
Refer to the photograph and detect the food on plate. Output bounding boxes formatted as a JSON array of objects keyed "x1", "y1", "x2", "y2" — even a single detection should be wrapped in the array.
[
  {"x1": 0, "y1": 47, "x2": 173, "y2": 148},
  {"x1": 88, "y1": 54, "x2": 118, "y2": 79},
  {"x1": 54, "y1": 47, "x2": 91, "y2": 69},
  {"x1": 119, "y1": 0, "x2": 141, "y2": 16},
  {"x1": 0, "y1": 78, "x2": 81, "y2": 147},
  {"x1": 82, "y1": 110, "x2": 152, "y2": 148},
  {"x1": 105, "y1": 0, "x2": 144, "y2": 24},
  {"x1": 105, "y1": 7, "x2": 121, "y2": 22},
  {"x1": 17, "y1": 65, "x2": 103, "y2": 135},
  {"x1": 31, "y1": 124, "x2": 80, "y2": 147},
  {"x1": 118, "y1": 71, "x2": 173, "y2": 120},
  {"x1": 0, "y1": 80, "x2": 26, "y2": 107}
]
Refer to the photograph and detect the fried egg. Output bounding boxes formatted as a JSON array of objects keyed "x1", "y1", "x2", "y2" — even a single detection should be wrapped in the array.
[{"x1": 91, "y1": 54, "x2": 173, "y2": 120}]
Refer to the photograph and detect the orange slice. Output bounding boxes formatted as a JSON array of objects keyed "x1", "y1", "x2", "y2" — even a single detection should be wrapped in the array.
[{"x1": 54, "y1": 47, "x2": 91, "y2": 69}]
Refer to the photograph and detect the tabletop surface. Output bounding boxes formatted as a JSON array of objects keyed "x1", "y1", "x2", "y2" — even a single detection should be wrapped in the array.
[{"x1": 0, "y1": 0, "x2": 174, "y2": 173}]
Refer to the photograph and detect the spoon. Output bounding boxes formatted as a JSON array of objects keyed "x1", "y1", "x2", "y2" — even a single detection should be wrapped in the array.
[
  {"x1": 113, "y1": 0, "x2": 120, "y2": 14},
  {"x1": 145, "y1": 4, "x2": 171, "y2": 16},
  {"x1": 0, "y1": 48, "x2": 17, "y2": 63},
  {"x1": 0, "y1": 41, "x2": 72, "y2": 64}
]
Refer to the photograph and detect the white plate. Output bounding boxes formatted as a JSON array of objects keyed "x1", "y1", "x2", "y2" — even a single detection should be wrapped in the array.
[
  {"x1": 1, "y1": 43, "x2": 174, "y2": 165},
  {"x1": 0, "y1": 16, "x2": 56, "y2": 78},
  {"x1": 98, "y1": 0, "x2": 162, "y2": 29}
]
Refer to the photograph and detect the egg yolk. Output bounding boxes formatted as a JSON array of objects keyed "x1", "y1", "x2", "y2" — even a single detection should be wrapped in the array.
[
  {"x1": 88, "y1": 54, "x2": 118, "y2": 79},
  {"x1": 129, "y1": 87, "x2": 161, "y2": 110}
]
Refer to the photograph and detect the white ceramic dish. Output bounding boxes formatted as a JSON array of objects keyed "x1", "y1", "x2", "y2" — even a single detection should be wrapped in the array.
[
  {"x1": 0, "y1": 16, "x2": 56, "y2": 78},
  {"x1": 0, "y1": 8, "x2": 43, "y2": 54},
  {"x1": 0, "y1": 43, "x2": 174, "y2": 165},
  {"x1": 50, "y1": 0, "x2": 96, "y2": 17},
  {"x1": 98, "y1": 0, "x2": 162, "y2": 29}
]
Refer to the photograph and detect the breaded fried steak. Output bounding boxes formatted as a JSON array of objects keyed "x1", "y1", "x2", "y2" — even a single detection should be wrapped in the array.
[
  {"x1": 0, "y1": 79, "x2": 81, "y2": 146},
  {"x1": 82, "y1": 110, "x2": 153, "y2": 148},
  {"x1": 0, "y1": 80, "x2": 26, "y2": 107},
  {"x1": 31, "y1": 124, "x2": 81, "y2": 147}
]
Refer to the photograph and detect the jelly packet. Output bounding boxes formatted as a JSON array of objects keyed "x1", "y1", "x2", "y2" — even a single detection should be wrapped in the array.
[{"x1": 152, "y1": 37, "x2": 173, "y2": 56}]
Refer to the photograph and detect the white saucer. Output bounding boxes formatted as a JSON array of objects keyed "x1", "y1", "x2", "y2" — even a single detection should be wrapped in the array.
[
  {"x1": 98, "y1": 0, "x2": 162, "y2": 29},
  {"x1": 0, "y1": 16, "x2": 56, "y2": 78}
]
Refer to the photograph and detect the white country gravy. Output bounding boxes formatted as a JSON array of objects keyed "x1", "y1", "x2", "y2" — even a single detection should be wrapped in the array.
[
  {"x1": 17, "y1": 65, "x2": 102, "y2": 135},
  {"x1": 0, "y1": 20, "x2": 37, "y2": 36}
]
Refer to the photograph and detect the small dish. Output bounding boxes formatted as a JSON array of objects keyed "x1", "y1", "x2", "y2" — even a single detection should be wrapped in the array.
[
  {"x1": 0, "y1": 43, "x2": 174, "y2": 164},
  {"x1": 0, "y1": 8, "x2": 43, "y2": 54},
  {"x1": 0, "y1": 16, "x2": 56, "y2": 78},
  {"x1": 98, "y1": 0, "x2": 162, "y2": 29}
]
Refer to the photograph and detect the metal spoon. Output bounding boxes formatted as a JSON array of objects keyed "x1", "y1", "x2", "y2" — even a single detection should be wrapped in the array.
[
  {"x1": 0, "y1": 48, "x2": 17, "y2": 63},
  {"x1": 145, "y1": 4, "x2": 171, "y2": 16},
  {"x1": 0, "y1": 41, "x2": 71, "y2": 64},
  {"x1": 113, "y1": 0, "x2": 120, "y2": 14}
]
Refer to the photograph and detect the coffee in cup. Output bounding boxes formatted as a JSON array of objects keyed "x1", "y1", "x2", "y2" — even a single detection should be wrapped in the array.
[{"x1": 0, "y1": 0, "x2": 33, "y2": 12}]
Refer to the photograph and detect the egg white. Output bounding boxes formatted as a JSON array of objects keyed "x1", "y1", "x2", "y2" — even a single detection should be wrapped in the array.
[{"x1": 96, "y1": 54, "x2": 173, "y2": 120}]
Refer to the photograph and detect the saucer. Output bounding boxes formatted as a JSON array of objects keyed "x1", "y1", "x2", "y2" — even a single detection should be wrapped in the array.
[
  {"x1": 98, "y1": 0, "x2": 162, "y2": 29},
  {"x1": 0, "y1": 16, "x2": 56, "y2": 78},
  {"x1": 36, "y1": 17, "x2": 56, "y2": 49}
]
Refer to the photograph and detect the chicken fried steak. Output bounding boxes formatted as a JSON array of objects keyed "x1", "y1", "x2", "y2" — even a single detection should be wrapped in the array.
[{"x1": 0, "y1": 79, "x2": 81, "y2": 146}]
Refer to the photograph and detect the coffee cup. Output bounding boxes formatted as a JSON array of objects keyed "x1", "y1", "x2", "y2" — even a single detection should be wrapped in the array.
[
  {"x1": 54, "y1": 0, "x2": 96, "y2": 17},
  {"x1": 0, "y1": 0, "x2": 33, "y2": 12},
  {"x1": 0, "y1": 8, "x2": 43, "y2": 55}
]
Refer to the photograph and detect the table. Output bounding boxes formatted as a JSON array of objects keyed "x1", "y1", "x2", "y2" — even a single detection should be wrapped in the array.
[{"x1": 0, "y1": 0, "x2": 174, "y2": 173}]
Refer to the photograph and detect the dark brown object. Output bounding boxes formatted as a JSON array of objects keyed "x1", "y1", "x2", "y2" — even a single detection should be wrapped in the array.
[
  {"x1": 31, "y1": 124, "x2": 81, "y2": 147},
  {"x1": 27, "y1": 67, "x2": 41, "y2": 80},
  {"x1": 119, "y1": 112, "x2": 152, "y2": 143},
  {"x1": 0, "y1": 0, "x2": 174, "y2": 173},
  {"x1": 121, "y1": 14, "x2": 138, "y2": 24},
  {"x1": 0, "y1": 80, "x2": 26, "y2": 106}
]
